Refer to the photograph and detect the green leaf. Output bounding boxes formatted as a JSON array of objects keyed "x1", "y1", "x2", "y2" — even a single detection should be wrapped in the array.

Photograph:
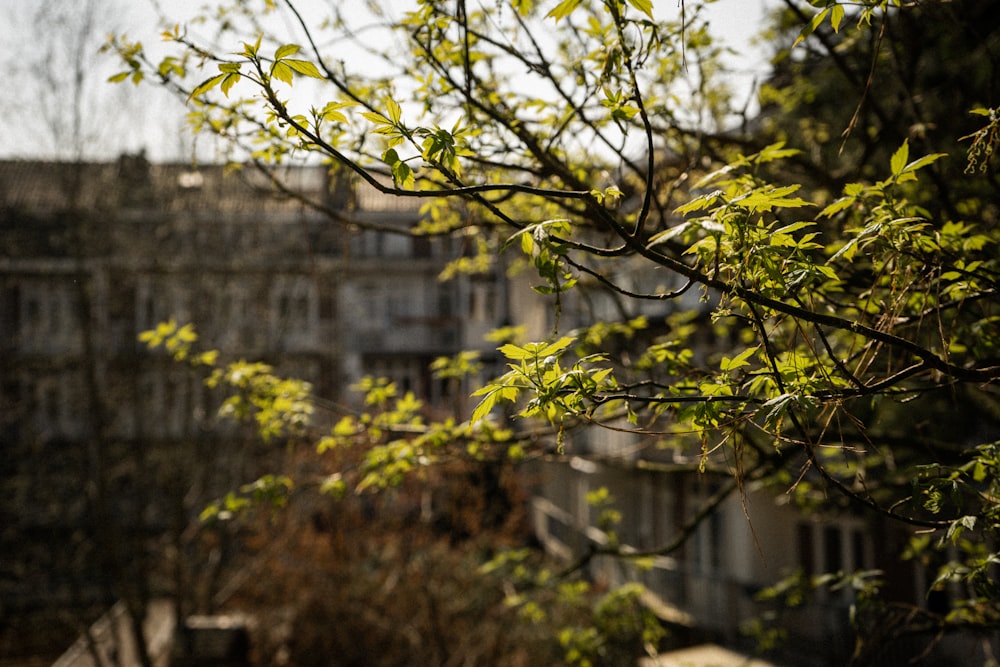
[
  {"x1": 241, "y1": 35, "x2": 262, "y2": 57},
  {"x1": 737, "y1": 186, "x2": 810, "y2": 213},
  {"x1": 271, "y1": 61, "x2": 294, "y2": 85},
  {"x1": 197, "y1": 350, "x2": 219, "y2": 366},
  {"x1": 499, "y1": 343, "x2": 532, "y2": 360},
  {"x1": 625, "y1": 0, "x2": 654, "y2": 20},
  {"x1": 515, "y1": 229, "x2": 535, "y2": 255},
  {"x1": 391, "y1": 160, "x2": 414, "y2": 189},
  {"x1": 771, "y1": 221, "x2": 815, "y2": 237},
  {"x1": 720, "y1": 345, "x2": 758, "y2": 372},
  {"x1": 471, "y1": 385, "x2": 518, "y2": 423},
  {"x1": 157, "y1": 57, "x2": 184, "y2": 78},
  {"x1": 320, "y1": 101, "x2": 349, "y2": 124},
  {"x1": 539, "y1": 337, "x2": 575, "y2": 358},
  {"x1": 319, "y1": 473, "x2": 346, "y2": 498},
  {"x1": 187, "y1": 73, "x2": 226, "y2": 101},
  {"x1": 383, "y1": 148, "x2": 400, "y2": 166},
  {"x1": 829, "y1": 237, "x2": 860, "y2": 263},
  {"x1": 590, "y1": 368, "x2": 613, "y2": 385},
  {"x1": 674, "y1": 190, "x2": 723, "y2": 215},
  {"x1": 285, "y1": 58, "x2": 323, "y2": 79},
  {"x1": 756, "y1": 142, "x2": 802, "y2": 163},
  {"x1": 647, "y1": 221, "x2": 694, "y2": 248},
  {"x1": 220, "y1": 72, "x2": 239, "y2": 97},
  {"x1": 761, "y1": 392, "x2": 795, "y2": 426},
  {"x1": 275, "y1": 43, "x2": 301, "y2": 60},
  {"x1": 901, "y1": 152, "x2": 948, "y2": 175},
  {"x1": 385, "y1": 97, "x2": 403, "y2": 124},
  {"x1": 176, "y1": 323, "x2": 197, "y2": 343},
  {"x1": 829, "y1": 4, "x2": 845, "y2": 33},
  {"x1": 890, "y1": 140, "x2": 910, "y2": 176},
  {"x1": 819, "y1": 195, "x2": 856, "y2": 218},
  {"x1": 362, "y1": 110, "x2": 391, "y2": 126},
  {"x1": 793, "y1": 7, "x2": 829, "y2": 48},
  {"x1": 546, "y1": 0, "x2": 583, "y2": 21},
  {"x1": 512, "y1": 0, "x2": 533, "y2": 16}
]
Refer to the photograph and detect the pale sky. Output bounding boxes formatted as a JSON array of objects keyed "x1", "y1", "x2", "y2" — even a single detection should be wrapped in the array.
[{"x1": 0, "y1": 0, "x2": 772, "y2": 162}]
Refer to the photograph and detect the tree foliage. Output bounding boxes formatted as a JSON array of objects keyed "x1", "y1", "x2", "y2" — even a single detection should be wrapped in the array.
[{"x1": 114, "y1": 0, "x2": 1000, "y2": 661}]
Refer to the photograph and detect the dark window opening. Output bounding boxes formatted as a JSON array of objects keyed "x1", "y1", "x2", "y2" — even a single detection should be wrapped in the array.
[{"x1": 797, "y1": 523, "x2": 814, "y2": 575}]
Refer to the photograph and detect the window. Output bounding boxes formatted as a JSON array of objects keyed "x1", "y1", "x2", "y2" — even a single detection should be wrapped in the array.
[
  {"x1": 350, "y1": 230, "x2": 380, "y2": 257},
  {"x1": 797, "y1": 523, "x2": 815, "y2": 576},
  {"x1": 34, "y1": 373, "x2": 84, "y2": 440},
  {"x1": 382, "y1": 234, "x2": 411, "y2": 258},
  {"x1": 163, "y1": 372, "x2": 189, "y2": 438},
  {"x1": 269, "y1": 277, "x2": 318, "y2": 349},
  {"x1": 137, "y1": 289, "x2": 156, "y2": 332},
  {"x1": 364, "y1": 356, "x2": 428, "y2": 399},
  {"x1": 798, "y1": 521, "x2": 872, "y2": 584},
  {"x1": 15, "y1": 282, "x2": 80, "y2": 353},
  {"x1": 413, "y1": 235, "x2": 431, "y2": 258},
  {"x1": 386, "y1": 293, "x2": 409, "y2": 322},
  {"x1": 2, "y1": 285, "x2": 21, "y2": 341},
  {"x1": 221, "y1": 287, "x2": 250, "y2": 343},
  {"x1": 468, "y1": 284, "x2": 497, "y2": 321},
  {"x1": 24, "y1": 293, "x2": 41, "y2": 334},
  {"x1": 687, "y1": 477, "x2": 723, "y2": 575},
  {"x1": 356, "y1": 284, "x2": 387, "y2": 329},
  {"x1": 318, "y1": 286, "x2": 336, "y2": 320},
  {"x1": 824, "y1": 525, "x2": 843, "y2": 572},
  {"x1": 437, "y1": 285, "x2": 454, "y2": 318},
  {"x1": 136, "y1": 279, "x2": 187, "y2": 333}
]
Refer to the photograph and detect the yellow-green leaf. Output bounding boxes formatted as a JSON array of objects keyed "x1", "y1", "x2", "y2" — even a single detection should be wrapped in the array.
[
  {"x1": 546, "y1": 0, "x2": 583, "y2": 21},
  {"x1": 539, "y1": 337, "x2": 575, "y2": 357},
  {"x1": 383, "y1": 147, "x2": 401, "y2": 166},
  {"x1": 830, "y1": 4, "x2": 845, "y2": 33},
  {"x1": 285, "y1": 58, "x2": 323, "y2": 79},
  {"x1": 647, "y1": 221, "x2": 693, "y2": 248},
  {"x1": 220, "y1": 72, "x2": 239, "y2": 96},
  {"x1": 720, "y1": 346, "x2": 758, "y2": 372},
  {"x1": 793, "y1": 7, "x2": 829, "y2": 48},
  {"x1": 512, "y1": 0, "x2": 533, "y2": 16},
  {"x1": 187, "y1": 73, "x2": 226, "y2": 101},
  {"x1": 391, "y1": 160, "x2": 414, "y2": 189},
  {"x1": 901, "y1": 152, "x2": 948, "y2": 175},
  {"x1": 271, "y1": 61, "x2": 294, "y2": 85},
  {"x1": 819, "y1": 196, "x2": 856, "y2": 218},
  {"x1": 241, "y1": 35, "x2": 262, "y2": 57},
  {"x1": 472, "y1": 385, "x2": 513, "y2": 424},
  {"x1": 362, "y1": 111, "x2": 391, "y2": 126},
  {"x1": 890, "y1": 140, "x2": 910, "y2": 176},
  {"x1": 386, "y1": 97, "x2": 402, "y2": 124},
  {"x1": 499, "y1": 343, "x2": 532, "y2": 360},
  {"x1": 275, "y1": 43, "x2": 301, "y2": 60},
  {"x1": 320, "y1": 101, "x2": 352, "y2": 124},
  {"x1": 625, "y1": 0, "x2": 654, "y2": 20}
]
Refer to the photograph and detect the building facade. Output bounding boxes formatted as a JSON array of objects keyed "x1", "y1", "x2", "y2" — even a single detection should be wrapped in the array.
[
  {"x1": 0, "y1": 155, "x2": 514, "y2": 654},
  {"x1": 3, "y1": 156, "x2": 992, "y2": 666}
]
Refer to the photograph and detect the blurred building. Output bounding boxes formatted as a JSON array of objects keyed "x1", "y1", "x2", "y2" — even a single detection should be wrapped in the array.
[
  {"x1": 3, "y1": 155, "x2": 990, "y2": 667},
  {"x1": 0, "y1": 154, "x2": 513, "y2": 653},
  {"x1": 524, "y1": 287, "x2": 994, "y2": 663}
]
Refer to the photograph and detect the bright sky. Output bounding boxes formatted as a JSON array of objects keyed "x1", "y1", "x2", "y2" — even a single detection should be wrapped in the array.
[{"x1": 0, "y1": 0, "x2": 772, "y2": 162}]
